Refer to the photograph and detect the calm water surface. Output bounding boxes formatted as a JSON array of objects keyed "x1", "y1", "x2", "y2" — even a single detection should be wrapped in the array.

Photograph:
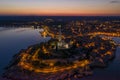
[
  {"x1": 0, "y1": 27, "x2": 50, "y2": 75},
  {"x1": 0, "y1": 27, "x2": 120, "y2": 80}
]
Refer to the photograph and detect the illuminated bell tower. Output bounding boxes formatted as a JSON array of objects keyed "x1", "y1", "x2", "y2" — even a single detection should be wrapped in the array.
[
  {"x1": 57, "y1": 25, "x2": 63, "y2": 48},
  {"x1": 56, "y1": 25, "x2": 69, "y2": 49},
  {"x1": 58, "y1": 25, "x2": 62, "y2": 42}
]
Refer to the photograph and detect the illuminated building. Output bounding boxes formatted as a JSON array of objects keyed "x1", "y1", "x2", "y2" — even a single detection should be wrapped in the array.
[{"x1": 57, "y1": 25, "x2": 69, "y2": 49}]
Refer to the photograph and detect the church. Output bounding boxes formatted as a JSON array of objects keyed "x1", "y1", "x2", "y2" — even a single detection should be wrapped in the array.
[{"x1": 57, "y1": 25, "x2": 69, "y2": 49}]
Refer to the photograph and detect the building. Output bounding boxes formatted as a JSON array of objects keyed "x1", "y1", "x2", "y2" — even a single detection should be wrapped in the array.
[{"x1": 57, "y1": 25, "x2": 69, "y2": 49}]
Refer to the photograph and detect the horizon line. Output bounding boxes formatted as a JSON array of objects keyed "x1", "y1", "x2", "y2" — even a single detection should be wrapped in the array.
[{"x1": 0, "y1": 14, "x2": 120, "y2": 17}]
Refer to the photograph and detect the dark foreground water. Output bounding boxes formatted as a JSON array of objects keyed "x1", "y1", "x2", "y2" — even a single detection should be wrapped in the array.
[{"x1": 0, "y1": 27, "x2": 120, "y2": 80}]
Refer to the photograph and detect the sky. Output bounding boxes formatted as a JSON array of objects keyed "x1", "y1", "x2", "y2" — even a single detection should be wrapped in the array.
[{"x1": 0, "y1": 0, "x2": 120, "y2": 16}]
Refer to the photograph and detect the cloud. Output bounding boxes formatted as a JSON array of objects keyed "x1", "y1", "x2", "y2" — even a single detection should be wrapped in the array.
[{"x1": 110, "y1": 1, "x2": 120, "y2": 3}]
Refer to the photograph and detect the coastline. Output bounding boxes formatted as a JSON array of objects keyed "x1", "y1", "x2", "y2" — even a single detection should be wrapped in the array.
[{"x1": 2, "y1": 35, "x2": 118, "y2": 80}]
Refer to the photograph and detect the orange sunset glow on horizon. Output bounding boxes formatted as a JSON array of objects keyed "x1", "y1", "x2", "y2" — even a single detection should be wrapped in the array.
[{"x1": 0, "y1": 0, "x2": 120, "y2": 16}]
